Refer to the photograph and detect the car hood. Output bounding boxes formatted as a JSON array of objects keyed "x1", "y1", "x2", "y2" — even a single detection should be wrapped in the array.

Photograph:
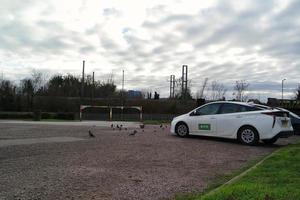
[{"x1": 173, "y1": 113, "x2": 189, "y2": 121}]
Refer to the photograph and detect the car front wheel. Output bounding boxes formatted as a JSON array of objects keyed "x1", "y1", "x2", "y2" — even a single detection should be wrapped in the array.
[
  {"x1": 238, "y1": 126, "x2": 259, "y2": 145},
  {"x1": 175, "y1": 123, "x2": 189, "y2": 137}
]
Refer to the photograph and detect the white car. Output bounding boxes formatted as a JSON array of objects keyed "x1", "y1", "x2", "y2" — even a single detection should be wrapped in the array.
[{"x1": 170, "y1": 101, "x2": 294, "y2": 145}]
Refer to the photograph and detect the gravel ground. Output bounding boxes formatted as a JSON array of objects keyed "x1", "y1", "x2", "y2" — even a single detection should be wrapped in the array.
[{"x1": 0, "y1": 122, "x2": 299, "y2": 200}]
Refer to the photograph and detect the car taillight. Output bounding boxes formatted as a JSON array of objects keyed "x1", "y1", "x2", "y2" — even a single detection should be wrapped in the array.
[
  {"x1": 262, "y1": 111, "x2": 289, "y2": 117},
  {"x1": 262, "y1": 111, "x2": 289, "y2": 128}
]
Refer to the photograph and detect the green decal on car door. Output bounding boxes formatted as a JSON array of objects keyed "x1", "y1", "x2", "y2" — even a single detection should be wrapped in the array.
[{"x1": 198, "y1": 124, "x2": 211, "y2": 130}]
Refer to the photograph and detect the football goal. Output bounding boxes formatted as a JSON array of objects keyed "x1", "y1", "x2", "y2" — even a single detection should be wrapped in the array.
[{"x1": 79, "y1": 105, "x2": 143, "y2": 121}]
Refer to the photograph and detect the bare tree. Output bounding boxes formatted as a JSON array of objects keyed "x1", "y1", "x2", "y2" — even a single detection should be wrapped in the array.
[
  {"x1": 234, "y1": 80, "x2": 249, "y2": 102},
  {"x1": 295, "y1": 84, "x2": 300, "y2": 100},
  {"x1": 31, "y1": 70, "x2": 47, "y2": 93},
  {"x1": 196, "y1": 78, "x2": 208, "y2": 99},
  {"x1": 174, "y1": 78, "x2": 192, "y2": 99},
  {"x1": 210, "y1": 80, "x2": 227, "y2": 100}
]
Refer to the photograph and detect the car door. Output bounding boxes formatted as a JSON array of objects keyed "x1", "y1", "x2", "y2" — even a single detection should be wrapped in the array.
[
  {"x1": 216, "y1": 103, "x2": 243, "y2": 137},
  {"x1": 188, "y1": 103, "x2": 221, "y2": 136}
]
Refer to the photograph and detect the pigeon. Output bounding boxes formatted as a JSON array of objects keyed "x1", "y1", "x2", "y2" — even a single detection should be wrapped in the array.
[
  {"x1": 160, "y1": 124, "x2": 163, "y2": 128},
  {"x1": 139, "y1": 124, "x2": 145, "y2": 129},
  {"x1": 88, "y1": 130, "x2": 95, "y2": 138},
  {"x1": 117, "y1": 124, "x2": 120, "y2": 129},
  {"x1": 129, "y1": 130, "x2": 137, "y2": 136}
]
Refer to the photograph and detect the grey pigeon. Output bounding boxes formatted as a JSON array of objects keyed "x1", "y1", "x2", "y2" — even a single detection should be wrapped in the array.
[
  {"x1": 129, "y1": 130, "x2": 137, "y2": 136},
  {"x1": 89, "y1": 130, "x2": 95, "y2": 138},
  {"x1": 139, "y1": 124, "x2": 145, "y2": 129}
]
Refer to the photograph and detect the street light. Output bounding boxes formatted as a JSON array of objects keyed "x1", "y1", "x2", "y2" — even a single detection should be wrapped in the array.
[{"x1": 282, "y1": 78, "x2": 286, "y2": 103}]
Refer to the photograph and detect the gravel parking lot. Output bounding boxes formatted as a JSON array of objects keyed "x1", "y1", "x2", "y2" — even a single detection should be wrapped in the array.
[{"x1": 0, "y1": 121, "x2": 298, "y2": 200}]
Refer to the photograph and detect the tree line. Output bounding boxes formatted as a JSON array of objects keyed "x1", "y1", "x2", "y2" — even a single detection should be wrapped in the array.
[
  {"x1": 0, "y1": 71, "x2": 117, "y2": 111},
  {"x1": 1, "y1": 70, "x2": 300, "y2": 112}
]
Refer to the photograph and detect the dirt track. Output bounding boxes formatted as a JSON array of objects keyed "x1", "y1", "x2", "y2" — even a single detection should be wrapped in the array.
[{"x1": 0, "y1": 122, "x2": 298, "y2": 200}]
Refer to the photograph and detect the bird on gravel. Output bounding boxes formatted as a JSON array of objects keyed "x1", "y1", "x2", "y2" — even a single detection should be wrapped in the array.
[
  {"x1": 139, "y1": 124, "x2": 145, "y2": 129},
  {"x1": 88, "y1": 130, "x2": 95, "y2": 138},
  {"x1": 129, "y1": 130, "x2": 137, "y2": 136}
]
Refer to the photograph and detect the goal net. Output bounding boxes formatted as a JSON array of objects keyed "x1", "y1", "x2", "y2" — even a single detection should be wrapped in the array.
[{"x1": 79, "y1": 105, "x2": 143, "y2": 121}]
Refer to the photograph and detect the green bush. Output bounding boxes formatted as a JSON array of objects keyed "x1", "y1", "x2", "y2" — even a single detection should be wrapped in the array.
[
  {"x1": 0, "y1": 112, "x2": 33, "y2": 119},
  {"x1": 0, "y1": 112, "x2": 75, "y2": 120},
  {"x1": 55, "y1": 112, "x2": 75, "y2": 120}
]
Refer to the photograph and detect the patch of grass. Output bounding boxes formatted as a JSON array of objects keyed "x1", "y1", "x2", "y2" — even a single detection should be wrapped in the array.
[
  {"x1": 177, "y1": 143, "x2": 300, "y2": 200},
  {"x1": 174, "y1": 159, "x2": 260, "y2": 200},
  {"x1": 40, "y1": 119, "x2": 78, "y2": 122}
]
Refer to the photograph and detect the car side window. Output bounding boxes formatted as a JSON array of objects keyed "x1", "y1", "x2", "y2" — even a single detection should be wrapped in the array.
[
  {"x1": 240, "y1": 105, "x2": 262, "y2": 112},
  {"x1": 219, "y1": 103, "x2": 241, "y2": 114},
  {"x1": 195, "y1": 104, "x2": 221, "y2": 115}
]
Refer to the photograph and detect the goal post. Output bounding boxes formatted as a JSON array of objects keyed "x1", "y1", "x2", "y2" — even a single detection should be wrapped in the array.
[{"x1": 79, "y1": 105, "x2": 143, "y2": 121}]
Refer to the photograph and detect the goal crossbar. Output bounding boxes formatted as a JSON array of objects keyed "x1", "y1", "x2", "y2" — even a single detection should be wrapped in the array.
[{"x1": 79, "y1": 105, "x2": 143, "y2": 121}]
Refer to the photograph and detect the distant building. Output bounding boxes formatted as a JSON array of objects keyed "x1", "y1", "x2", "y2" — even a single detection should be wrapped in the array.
[{"x1": 267, "y1": 98, "x2": 300, "y2": 108}]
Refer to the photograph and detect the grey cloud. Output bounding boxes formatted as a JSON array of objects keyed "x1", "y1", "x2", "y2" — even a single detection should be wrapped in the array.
[{"x1": 103, "y1": 7, "x2": 122, "y2": 17}]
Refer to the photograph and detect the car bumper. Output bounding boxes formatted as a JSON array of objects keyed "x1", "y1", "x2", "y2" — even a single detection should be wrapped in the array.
[{"x1": 276, "y1": 131, "x2": 294, "y2": 138}]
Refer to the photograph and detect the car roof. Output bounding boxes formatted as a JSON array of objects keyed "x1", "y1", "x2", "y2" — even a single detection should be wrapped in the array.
[{"x1": 207, "y1": 101, "x2": 254, "y2": 106}]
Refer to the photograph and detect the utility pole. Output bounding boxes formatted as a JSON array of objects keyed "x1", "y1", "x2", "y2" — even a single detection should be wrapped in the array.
[
  {"x1": 169, "y1": 75, "x2": 175, "y2": 98},
  {"x1": 282, "y1": 78, "x2": 286, "y2": 104},
  {"x1": 92, "y1": 71, "x2": 95, "y2": 101},
  {"x1": 121, "y1": 70, "x2": 125, "y2": 121},
  {"x1": 122, "y1": 70, "x2": 124, "y2": 94},
  {"x1": 81, "y1": 60, "x2": 85, "y2": 100},
  {"x1": 181, "y1": 65, "x2": 188, "y2": 100}
]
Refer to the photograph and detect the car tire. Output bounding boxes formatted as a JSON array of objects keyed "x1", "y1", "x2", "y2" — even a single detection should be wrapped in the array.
[
  {"x1": 262, "y1": 137, "x2": 278, "y2": 145},
  {"x1": 175, "y1": 122, "x2": 189, "y2": 137},
  {"x1": 237, "y1": 126, "x2": 259, "y2": 145}
]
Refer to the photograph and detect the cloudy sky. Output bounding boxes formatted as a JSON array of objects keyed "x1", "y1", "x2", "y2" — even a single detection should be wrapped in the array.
[{"x1": 1, "y1": 0, "x2": 299, "y2": 101}]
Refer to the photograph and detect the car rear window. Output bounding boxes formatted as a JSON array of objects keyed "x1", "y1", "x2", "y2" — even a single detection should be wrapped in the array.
[
  {"x1": 241, "y1": 105, "x2": 263, "y2": 112},
  {"x1": 220, "y1": 103, "x2": 241, "y2": 114},
  {"x1": 219, "y1": 104, "x2": 263, "y2": 114}
]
